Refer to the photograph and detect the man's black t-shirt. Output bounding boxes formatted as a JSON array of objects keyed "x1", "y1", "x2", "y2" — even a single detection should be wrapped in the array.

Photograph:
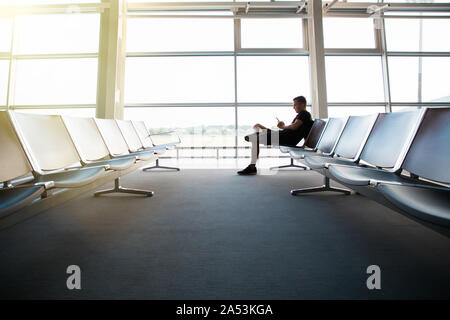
[{"x1": 280, "y1": 110, "x2": 314, "y2": 146}]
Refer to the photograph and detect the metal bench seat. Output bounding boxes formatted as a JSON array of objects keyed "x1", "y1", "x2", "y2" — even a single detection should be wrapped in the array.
[
  {"x1": 377, "y1": 184, "x2": 450, "y2": 227},
  {"x1": 328, "y1": 165, "x2": 420, "y2": 187},
  {"x1": 326, "y1": 107, "x2": 450, "y2": 228},
  {"x1": 302, "y1": 114, "x2": 380, "y2": 171},
  {"x1": 324, "y1": 110, "x2": 424, "y2": 186},
  {"x1": 289, "y1": 117, "x2": 349, "y2": 194},
  {"x1": 35, "y1": 166, "x2": 105, "y2": 188},
  {"x1": 131, "y1": 120, "x2": 180, "y2": 171},
  {"x1": 303, "y1": 155, "x2": 358, "y2": 170},
  {"x1": 82, "y1": 156, "x2": 136, "y2": 171},
  {"x1": 62, "y1": 116, "x2": 154, "y2": 197},
  {"x1": 0, "y1": 185, "x2": 46, "y2": 218}
]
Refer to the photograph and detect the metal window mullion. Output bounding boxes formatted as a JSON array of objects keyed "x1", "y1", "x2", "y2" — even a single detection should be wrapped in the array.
[
  {"x1": 387, "y1": 52, "x2": 450, "y2": 57},
  {"x1": 237, "y1": 48, "x2": 308, "y2": 55},
  {"x1": 324, "y1": 49, "x2": 381, "y2": 56},
  {"x1": 391, "y1": 102, "x2": 450, "y2": 107},
  {"x1": 0, "y1": 3, "x2": 108, "y2": 16},
  {"x1": 234, "y1": 17, "x2": 241, "y2": 158},
  {"x1": 127, "y1": 51, "x2": 235, "y2": 57},
  {"x1": 6, "y1": 16, "x2": 16, "y2": 109},
  {"x1": 302, "y1": 18, "x2": 309, "y2": 51},
  {"x1": 379, "y1": 16, "x2": 392, "y2": 113},
  {"x1": 13, "y1": 53, "x2": 98, "y2": 60},
  {"x1": 124, "y1": 103, "x2": 301, "y2": 108},
  {"x1": 11, "y1": 104, "x2": 97, "y2": 109}
]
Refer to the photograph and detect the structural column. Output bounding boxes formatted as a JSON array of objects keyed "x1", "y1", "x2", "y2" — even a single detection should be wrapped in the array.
[
  {"x1": 96, "y1": 0, "x2": 127, "y2": 119},
  {"x1": 307, "y1": 0, "x2": 328, "y2": 119}
]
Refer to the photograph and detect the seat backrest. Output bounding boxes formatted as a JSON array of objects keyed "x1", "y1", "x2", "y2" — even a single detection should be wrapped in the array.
[
  {"x1": 402, "y1": 107, "x2": 450, "y2": 184},
  {"x1": 94, "y1": 118, "x2": 130, "y2": 157},
  {"x1": 116, "y1": 120, "x2": 145, "y2": 152},
  {"x1": 10, "y1": 112, "x2": 81, "y2": 172},
  {"x1": 132, "y1": 120, "x2": 154, "y2": 149},
  {"x1": 315, "y1": 117, "x2": 347, "y2": 154},
  {"x1": 62, "y1": 116, "x2": 111, "y2": 162},
  {"x1": 304, "y1": 119, "x2": 327, "y2": 149},
  {"x1": 0, "y1": 111, "x2": 33, "y2": 182},
  {"x1": 334, "y1": 113, "x2": 379, "y2": 160},
  {"x1": 360, "y1": 109, "x2": 424, "y2": 169}
]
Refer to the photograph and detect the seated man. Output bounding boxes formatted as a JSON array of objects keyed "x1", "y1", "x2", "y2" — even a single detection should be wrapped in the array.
[{"x1": 237, "y1": 95, "x2": 313, "y2": 175}]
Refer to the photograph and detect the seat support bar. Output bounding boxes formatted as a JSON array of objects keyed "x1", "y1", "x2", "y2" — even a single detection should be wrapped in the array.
[
  {"x1": 94, "y1": 177, "x2": 154, "y2": 197},
  {"x1": 142, "y1": 159, "x2": 180, "y2": 172},
  {"x1": 270, "y1": 158, "x2": 309, "y2": 171},
  {"x1": 291, "y1": 176, "x2": 351, "y2": 195}
]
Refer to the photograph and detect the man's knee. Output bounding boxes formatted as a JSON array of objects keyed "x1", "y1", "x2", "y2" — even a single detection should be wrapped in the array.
[{"x1": 245, "y1": 132, "x2": 258, "y2": 142}]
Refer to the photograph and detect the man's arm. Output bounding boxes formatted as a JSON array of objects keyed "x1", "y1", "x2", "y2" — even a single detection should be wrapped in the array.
[{"x1": 278, "y1": 119, "x2": 303, "y2": 130}]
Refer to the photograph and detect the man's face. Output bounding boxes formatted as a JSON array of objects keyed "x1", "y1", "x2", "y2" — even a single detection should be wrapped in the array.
[{"x1": 293, "y1": 100, "x2": 304, "y2": 113}]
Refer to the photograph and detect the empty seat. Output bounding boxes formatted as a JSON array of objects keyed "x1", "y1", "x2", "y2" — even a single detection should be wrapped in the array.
[
  {"x1": 132, "y1": 120, "x2": 180, "y2": 150},
  {"x1": 375, "y1": 107, "x2": 450, "y2": 226},
  {"x1": 8, "y1": 111, "x2": 105, "y2": 188},
  {"x1": 327, "y1": 109, "x2": 425, "y2": 187},
  {"x1": 289, "y1": 117, "x2": 351, "y2": 195},
  {"x1": 377, "y1": 184, "x2": 450, "y2": 227},
  {"x1": 131, "y1": 120, "x2": 180, "y2": 172},
  {"x1": 63, "y1": 116, "x2": 155, "y2": 197},
  {"x1": 62, "y1": 116, "x2": 136, "y2": 171},
  {"x1": 116, "y1": 120, "x2": 162, "y2": 154},
  {"x1": 94, "y1": 118, "x2": 155, "y2": 161},
  {"x1": 0, "y1": 185, "x2": 46, "y2": 218},
  {"x1": 304, "y1": 113, "x2": 378, "y2": 170},
  {"x1": 0, "y1": 111, "x2": 49, "y2": 217}
]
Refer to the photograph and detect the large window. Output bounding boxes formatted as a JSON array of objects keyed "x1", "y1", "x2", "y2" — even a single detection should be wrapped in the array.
[
  {"x1": 325, "y1": 56, "x2": 384, "y2": 103},
  {"x1": 125, "y1": 57, "x2": 235, "y2": 104},
  {"x1": 127, "y1": 18, "x2": 233, "y2": 52},
  {"x1": 14, "y1": 14, "x2": 99, "y2": 54},
  {"x1": 389, "y1": 57, "x2": 450, "y2": 103},
  {"x1": 124, "y1": 15, "x2": 308, "y2": 151},
  {"x1": 0, "y1": 61, "x2": 9, "y2": 106},
  {"x1": 14, "y1": 58, "x2": 98, "y2": 105},
  {"x1": 237, "y1": 56, "x2": 310, "y2": 103},
  {"x1": 0, "y1": 19, "x2": 13, "y2": 52},
  {"x1": 385, "y1": 17, "x2": 450, "y2": 105},
  {"x1": 2, "y1": 7, "x2": 100, "y2": 115},
  {"x1": 323, "y1": 18, "x2": 376, "y2": 49},
  {"x1": 124, "y1": 107, "x2": 236, "y2": 148},
  {"x1": 240, "y1": 19, "x2": 303, "y2": 49},
  {"x1": 386, "y1": 18, "x2": 450, "y2": 52}
]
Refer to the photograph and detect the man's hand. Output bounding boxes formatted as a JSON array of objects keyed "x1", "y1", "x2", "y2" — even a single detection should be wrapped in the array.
[
  {"x1": 253, "y1": 123, "x2": 266, "y2": 131},
  {"x1": 277, "y1": 121, "x2": 285, "y2": 129}
]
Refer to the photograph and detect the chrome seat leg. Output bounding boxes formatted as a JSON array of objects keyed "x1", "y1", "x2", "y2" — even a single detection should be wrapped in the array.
[
  {"x1": 270, "y1": 158, "x2": 309, "y2": 171},
  {"x1": 291, "y1": 176, "x2": 351, "y2": 196},
  {"x1": 143, "y1": 159, "x2": 180, "y2": 172},
  {"x1": 94, "y1": 178, "x2": 154, "y2": 197}
]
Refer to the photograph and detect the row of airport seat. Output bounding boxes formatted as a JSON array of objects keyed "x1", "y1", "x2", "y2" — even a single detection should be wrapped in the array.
[
  {"x1": 281, "y1": 107, "x2": 450, "y2": 228},
  {"x1": 0, "y1": 111, "x2": 180, "y2": 219}
]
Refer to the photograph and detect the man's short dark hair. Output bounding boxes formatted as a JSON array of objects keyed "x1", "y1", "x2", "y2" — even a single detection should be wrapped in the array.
[{"x1": 293, "y1": 96, "x2": 307, "y2": 105}]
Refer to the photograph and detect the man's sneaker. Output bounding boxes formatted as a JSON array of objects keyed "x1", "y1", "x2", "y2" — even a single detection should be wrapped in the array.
[{"x1": 237, "y1": 165, "x2": 257, "y2": 175}]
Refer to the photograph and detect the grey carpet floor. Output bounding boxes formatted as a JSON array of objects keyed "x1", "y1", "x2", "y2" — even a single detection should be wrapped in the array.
[{"x1": 0, "y1": 169, "x2": 449, "y2": 299}]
